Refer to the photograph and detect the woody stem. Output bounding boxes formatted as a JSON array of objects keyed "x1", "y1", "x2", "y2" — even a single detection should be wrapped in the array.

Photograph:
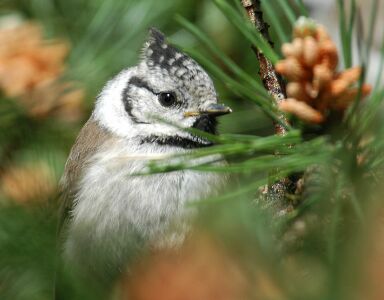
[
  {"x1": 241, "y1": 0, "x2": 289, "y2": 134},
  {"x1": 240, "y1": 0, "x2": 293, "y2": 204}
]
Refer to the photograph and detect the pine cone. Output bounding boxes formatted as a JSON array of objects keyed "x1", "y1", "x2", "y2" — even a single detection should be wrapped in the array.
[
  {"x1": 276, "y1": 17, "x2": 371, "y2": 124},
  {"x1": 0, "y1": 16, "x2": 84, "y2": 122}
]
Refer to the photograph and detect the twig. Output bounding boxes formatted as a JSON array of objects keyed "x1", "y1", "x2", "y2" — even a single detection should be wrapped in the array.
[
  {"x1": 241, "y1": 0, "x2": 293, "y2": 204},
  {"x1": 241, "y1": 0, "x2": 289, "y2": 135}
]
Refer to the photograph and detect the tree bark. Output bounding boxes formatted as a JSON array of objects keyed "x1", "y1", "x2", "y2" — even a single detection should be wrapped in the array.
[
  {"x1": 241, "y1": 0, "x2": 289, "y2": 134},
  {"x1": 241, "y1": 0, "x2": 293, "y2": 206}
]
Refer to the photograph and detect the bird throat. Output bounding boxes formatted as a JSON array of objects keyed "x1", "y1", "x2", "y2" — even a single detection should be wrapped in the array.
[{"x1": 192, "y1": 115, "x2": 217, "y2": 135}]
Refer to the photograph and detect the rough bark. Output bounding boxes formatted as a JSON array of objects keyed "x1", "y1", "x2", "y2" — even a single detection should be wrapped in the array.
[
  {"x1": 241, "y1": 0, "x2": 293, "y2": 206},
  {"x1": 241, "y1": 0, "x2": 289, "y2": 135}
]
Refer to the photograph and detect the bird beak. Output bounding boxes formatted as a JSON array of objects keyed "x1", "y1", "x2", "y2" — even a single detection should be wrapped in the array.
[{"x1": 184, "y1": 103, "x2": 232, "y2": 117}]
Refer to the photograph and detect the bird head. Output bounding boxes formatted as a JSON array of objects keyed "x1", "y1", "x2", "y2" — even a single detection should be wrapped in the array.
[{"x1": 94, "y1": 28, "x2": 231, "y2": 148}]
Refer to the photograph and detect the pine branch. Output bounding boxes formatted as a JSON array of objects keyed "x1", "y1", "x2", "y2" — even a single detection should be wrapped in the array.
[{"x1": 240, "y1": 0, "x2": 294, "y2": 206}]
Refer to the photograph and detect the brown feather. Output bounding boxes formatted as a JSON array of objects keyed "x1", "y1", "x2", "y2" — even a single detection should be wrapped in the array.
[{"x1": 58, "y1": 116, "x2": 113, "y2": 230}]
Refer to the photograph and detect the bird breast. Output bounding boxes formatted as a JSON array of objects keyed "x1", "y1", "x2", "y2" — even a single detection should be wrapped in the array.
[{"x1": 63, "y1": 138, "x2": 226, "y2": 271}]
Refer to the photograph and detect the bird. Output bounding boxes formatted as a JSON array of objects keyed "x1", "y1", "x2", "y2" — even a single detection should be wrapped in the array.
[{"x1": 58, "y1": 28, "x2": 232, "y2": 281}]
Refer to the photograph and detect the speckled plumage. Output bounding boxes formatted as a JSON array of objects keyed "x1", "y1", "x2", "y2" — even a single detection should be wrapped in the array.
[{"x1": 59, "y1": 28, "x2": 229, "y2": 279}]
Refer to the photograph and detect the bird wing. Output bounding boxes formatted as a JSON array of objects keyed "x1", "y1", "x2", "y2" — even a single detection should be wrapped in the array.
[{"x1": 58, "y1": 117, "x2": 113, "y2": 231}]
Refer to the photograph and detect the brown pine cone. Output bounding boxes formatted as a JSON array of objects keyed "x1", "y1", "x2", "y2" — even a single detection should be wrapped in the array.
[{"x1": 276, "y1": 17, "x2": 371, "y2": 124}]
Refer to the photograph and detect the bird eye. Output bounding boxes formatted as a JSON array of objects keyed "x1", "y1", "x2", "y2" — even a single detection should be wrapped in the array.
[{"x1": 158, "y1": 92, "x2": 177, "y2": 107}]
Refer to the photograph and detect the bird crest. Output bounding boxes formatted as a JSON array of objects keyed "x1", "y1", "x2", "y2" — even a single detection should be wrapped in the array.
[{"x1": 141, "y1": 27, "x2": 192, "y2": 72}]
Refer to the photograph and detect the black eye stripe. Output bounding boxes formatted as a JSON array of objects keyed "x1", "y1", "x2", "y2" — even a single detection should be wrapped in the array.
[
  {"x1": 128, "y1": 76, "x2": 157, "y2": 95},
  {"x1": 125, "y1": 76, "x2": 183, "y2": 112},
  {"x1": 128, "y1": 77, "x2": 176, "y2": 99}
]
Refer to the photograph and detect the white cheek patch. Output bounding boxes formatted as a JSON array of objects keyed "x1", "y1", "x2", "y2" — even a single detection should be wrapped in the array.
[{"x1": 94, "y1": 68, "x2": 138, "y2": 138}]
